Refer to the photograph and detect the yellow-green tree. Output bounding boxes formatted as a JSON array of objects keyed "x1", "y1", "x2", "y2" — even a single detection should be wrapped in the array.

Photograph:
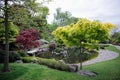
[{"x1": 52, "y1": 18, "x2": 116, "y2": 70}]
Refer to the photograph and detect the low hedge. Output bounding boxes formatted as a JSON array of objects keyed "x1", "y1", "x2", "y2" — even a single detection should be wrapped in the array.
[
  {"x1": 21, "y1": 57, "x2": 38, "y2": 63},
  {"x1": 37, "y1": 58, "x2": 71, "y2": 72},
  {"x1": 21, "y1": 57, "x2": 71, "y2": 72}
]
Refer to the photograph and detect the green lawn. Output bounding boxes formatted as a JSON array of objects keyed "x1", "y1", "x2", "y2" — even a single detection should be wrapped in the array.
[{"x1": 0, "y1": 45, "x2": 120, "y2": 80}]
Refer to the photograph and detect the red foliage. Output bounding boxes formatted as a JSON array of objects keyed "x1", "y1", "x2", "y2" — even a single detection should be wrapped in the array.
[{"x1": 16, "y1": 28, "x2": 40, "y2": 50}]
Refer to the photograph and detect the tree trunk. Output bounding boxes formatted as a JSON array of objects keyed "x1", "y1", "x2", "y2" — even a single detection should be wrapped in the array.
[
  {"x1": 2, "y1": 0, "x2": 10, "y2": 72},
  {"x1": 79, "y1": 46, "x2": 83, "y2": 70}
]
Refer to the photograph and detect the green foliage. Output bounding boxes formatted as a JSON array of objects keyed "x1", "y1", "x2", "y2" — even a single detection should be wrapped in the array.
[
  {"x1": 0, "y1": 21, "x2": 19, "y2": 44},
  {"x1": 105, "y1": 45, "x2": 120, "y2": 53},
  {"x1": 5, "y1": 0, "x2": 50, "y2": 30},
  {"x1": 20, "y1": 57, "x2": 71, "y2": 71},
  {"x1": 21, "y1": 57, "x2": 33, "y2": 63},
  {"x1": 38, "y1": 58, "x2": 71, "y2": 71},
  {"x1": 17, "y1": 50, "x2": 26, "y2": 57},
  {"x1": 110, "y1": 32, "x2": 120, "y2": 45},
  {"x1": 8, "y1": 4, "x2": 30, "y2": 28},
  {"x1": 53, "y1": 8, "x2": 78, "y2": 27},
  {"x1": 52, "y1": 18, "x2": 115, "y2": 69},
  {"x1": 50, "y1": 8, "x2": 79, "y2": 34},
  {"x1": 99, "y1": 44, "x2": 110, "y2": 49},
  {"x1": 21, "y1": 57, "x2": 38, "y2": 63},
  {"x1": 52, "y1": 18, "x2": 115, "y2": 47}
]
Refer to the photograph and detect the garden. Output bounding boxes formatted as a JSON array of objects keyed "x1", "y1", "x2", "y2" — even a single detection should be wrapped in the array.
[{"x1": 0, "y1": 0, "x2": 120, "y2": 80}]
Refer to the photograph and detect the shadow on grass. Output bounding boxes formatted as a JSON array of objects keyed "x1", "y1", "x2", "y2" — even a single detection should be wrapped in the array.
[{"x1": 0, "y1": 64, "x2": 28, "y2": 80}]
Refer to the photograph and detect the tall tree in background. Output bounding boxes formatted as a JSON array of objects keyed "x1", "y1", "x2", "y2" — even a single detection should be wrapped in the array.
[
  {"x1": 53, "y1": 8, "x2": 78, "y2": 26},
  {"x1": 51, "y1": 8, "x2": 78, "y2": 32},
  {"x1": 52, "y1": 18, "x2": 115, "y2": 70}
]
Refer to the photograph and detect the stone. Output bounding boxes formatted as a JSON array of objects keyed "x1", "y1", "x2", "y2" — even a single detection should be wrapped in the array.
[
  {"x1": 77, "y1": 70, "x2": 97, "y2": 77},
  {"x1": 15, "y1": 60, "x2": 23, "y2": 63},
  {"x1": 67, "y1": 64, "x2": 78, "y2": 72},
  {"x1": 59, "y1": 60, "x2": 65, "y2": 64}
]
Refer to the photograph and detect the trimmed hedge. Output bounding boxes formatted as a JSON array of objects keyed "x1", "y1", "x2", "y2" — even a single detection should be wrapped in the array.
[
  {"x1": 21, "y1": 57, "x2": 38, "y2": 63},
  {"x1": 21, "y1": 57, "x2": 71, "y2": 72},
  {"x1": 37, "y1": 58, "x2": 71, "y2": 72}
]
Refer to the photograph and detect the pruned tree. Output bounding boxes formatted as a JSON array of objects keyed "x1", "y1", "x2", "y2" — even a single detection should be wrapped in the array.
[
  {"x1": 52, "y1": 18, "x2": 116, "y2": 70},
  {"x1": 16, "y1": 28, "x2": 40, "y2": 50}
]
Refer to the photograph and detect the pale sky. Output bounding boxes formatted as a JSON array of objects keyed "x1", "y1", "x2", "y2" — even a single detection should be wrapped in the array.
[{"x1": 38, "y1": 0, "x2": 120, "y2": 28}]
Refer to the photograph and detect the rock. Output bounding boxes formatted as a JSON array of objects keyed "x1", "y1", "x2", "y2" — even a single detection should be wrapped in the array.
[
  {"x1": 67, "y1": 64, "x2": 78, "y2": 72},
  {"x1": 15, "y1": 60, "x2": 23, "y2": 63},
  {"x1": 59, "y1": 60, "x2": 65, "y2": 64},
  {"x1": 9, "y1": 51, "x2": 21, "y2": 62},
  {"x1": 77, "y1": 70, "x2": 97, "y2": 77}
]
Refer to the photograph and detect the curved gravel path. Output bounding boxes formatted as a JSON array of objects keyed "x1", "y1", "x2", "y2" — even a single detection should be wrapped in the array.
[{"x1": 76, "y1": 49, "x2": 119, "y2": 66}]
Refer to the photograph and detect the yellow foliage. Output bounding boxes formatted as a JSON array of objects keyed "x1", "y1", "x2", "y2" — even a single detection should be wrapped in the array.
[{"x1": 52, "y1": 18, "x2": 116, "y2": 47}]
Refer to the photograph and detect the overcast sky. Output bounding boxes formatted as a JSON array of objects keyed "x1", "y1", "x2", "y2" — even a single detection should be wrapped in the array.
[{"x1": 38, "y1": 0, "x2": 120, "y2": 28}]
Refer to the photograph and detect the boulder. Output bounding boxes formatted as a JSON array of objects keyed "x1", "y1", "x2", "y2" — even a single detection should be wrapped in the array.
[
  {"x1": 15, "y1": 60, "x2": 23, "y2": 63},
  {"x1": 59, "y1": 60, "x2": 65, "y2": 64},
  {"x1": 67, "y1": 64, "x2": 78, "y2": 72},
  {"x1": 77, "y1": 70, "x2": 97, "y2": 77}
]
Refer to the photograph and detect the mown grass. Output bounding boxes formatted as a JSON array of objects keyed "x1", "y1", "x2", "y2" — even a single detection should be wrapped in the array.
[{"x1": 0, "y1": 45, "x2": 120, "y2": 80}]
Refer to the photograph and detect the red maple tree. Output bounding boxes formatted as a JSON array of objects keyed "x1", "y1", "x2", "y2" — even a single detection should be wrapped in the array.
[{"x1": 16, "y1": 28, "x2": 40, "y2": 50}]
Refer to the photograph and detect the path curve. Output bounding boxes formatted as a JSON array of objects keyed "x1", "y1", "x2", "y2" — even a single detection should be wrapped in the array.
[{"x1": 76, "y1": 49, "x2": 119, "y2": 66}]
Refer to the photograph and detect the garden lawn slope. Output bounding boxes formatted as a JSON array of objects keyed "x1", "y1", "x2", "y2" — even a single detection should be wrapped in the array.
[{"x1": 0, "y1": 45, "x2": 120, "y2": 80}]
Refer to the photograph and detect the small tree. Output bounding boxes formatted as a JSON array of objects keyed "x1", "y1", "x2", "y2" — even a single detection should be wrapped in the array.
[
  {"x1": 16, "y1": 28, "x2": 40, "y2": 51},
  {"x1": 52, "y1": 18, "x2": 115, "y2": 70}
]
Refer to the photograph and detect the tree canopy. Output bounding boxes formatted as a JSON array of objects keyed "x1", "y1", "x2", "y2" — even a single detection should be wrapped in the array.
[
  {"x1": 16, "y1": 28, "x2": 39, "y2": 50},
  {"x1": 0, "y1": 0, "x2": 50, "y2": 29},
  {"x1": 52, "y1": 18, "x2": 115, "y2": 47},
  {"x1": 52, "y1": 18, "x2": 116, "y2": 70}
]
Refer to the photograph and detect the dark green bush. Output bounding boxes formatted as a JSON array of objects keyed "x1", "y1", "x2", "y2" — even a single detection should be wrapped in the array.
[
  {"x1": 17, "y1": 50, "x2": 26, "y2": 57},
  {"x1": 21, "y1": 57, "x2": 32, "y2": 63},
  {"x1": 0, "y1": 50, "x2": 20, "y2": 63},
  {"x1": 54, "y1": 61, "x2": 62, "y2": 70}
]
